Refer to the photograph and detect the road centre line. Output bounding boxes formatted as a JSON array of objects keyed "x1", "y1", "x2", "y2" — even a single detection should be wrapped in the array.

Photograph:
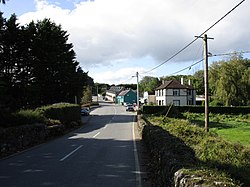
[
  {"x1": 133, "y1": 115, "x2": 142, "y2": 187},
  {"x1": 59, "y1": 145, "x2": 83, "y2": 162},
  {"x1": 93, "y1": 132, "x2": 100, "y2": 138}
]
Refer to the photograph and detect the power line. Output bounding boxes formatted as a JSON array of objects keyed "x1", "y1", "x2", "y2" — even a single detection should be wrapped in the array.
[
  {"x1": 118, "y1": 76, "x2": 134, "y2": 85},
  {"x1": 142, "y1": 0, "x2": 245, "y2": 75},
  {"x1": 170, "y1": 58, "x2": 204, "y2": 75},
  {"x1": 167, "y1": 50, "x2": 250, "y2": 76},
  {"x1": 211, "y1": 50, "x2": 250, "y2": 57},
  {"x1": 117, "y1": 49, "x2": 250, "y2": 85}
]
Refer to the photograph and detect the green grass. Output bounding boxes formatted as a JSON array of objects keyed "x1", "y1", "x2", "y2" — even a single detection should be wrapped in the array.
[
  {"x1": 216, "y1": 125, "x2": 250, "y2": 146},
  {"x1": 183, "y1": 113, "x2": 250, "y2": 146}
]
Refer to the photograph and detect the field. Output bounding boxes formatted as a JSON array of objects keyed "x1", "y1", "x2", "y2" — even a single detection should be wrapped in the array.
[{"x1": 183, "y1": 113, "x2": 250, "y2": 146}]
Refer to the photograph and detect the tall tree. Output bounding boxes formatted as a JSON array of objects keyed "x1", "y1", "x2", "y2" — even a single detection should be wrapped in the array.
[
  {"x1": 209, "y1": 55, "x2": 250, "y2": 106},
  {"x1": 25, "y1": 18, "x2": 79, "y2": 105},
  {"x1": 139, "y1": 76, "x2": 160, "y2": 94},
  {"x1": 191, "y1": 70, "x2": 204, "y2": 95},
  {"x1": 0, "y1": 14, "x2": 93, "y2": 110},
  {"x1": 82, "y1": 86, "x2": 92, "y2": 104},
  {"x1": 0, "y1": 13, "x2": 24, "y2": 110}
]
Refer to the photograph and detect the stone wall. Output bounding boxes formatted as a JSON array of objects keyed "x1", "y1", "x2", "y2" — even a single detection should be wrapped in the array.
[
  {"x1": 137, "y1": 115, "x2": 240, "y2": 187},
  {"x1": 0, "y1": 123, "x2": 65, "y2": 159}
]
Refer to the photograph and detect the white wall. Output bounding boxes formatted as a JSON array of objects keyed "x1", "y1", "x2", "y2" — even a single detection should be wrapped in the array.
[{"x1": 156, "y1": 88, "x2": 195, "y2": 106}]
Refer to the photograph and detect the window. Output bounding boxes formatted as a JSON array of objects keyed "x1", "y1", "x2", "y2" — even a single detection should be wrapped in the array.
[
  {"x1": 187, "y1": 89, "x2": 192, "y2": 95},
  {"x1": 173, "y1": 100, "x2": 180, "y2": 106},
  {"x1": 188, "y1": 99, "x2": 193, "y2": 105},
  {"x1": 173, "y1": 89, "x2": 180, "y2": 96}
]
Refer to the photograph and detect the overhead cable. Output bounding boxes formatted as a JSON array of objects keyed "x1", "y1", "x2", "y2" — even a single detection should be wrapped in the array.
[
  {"x1": 169, "y1": 49, "x2": 250, "y2": 75},
  {"x1": 142, "y1": 0, "x2": 245, "y2": 75}
]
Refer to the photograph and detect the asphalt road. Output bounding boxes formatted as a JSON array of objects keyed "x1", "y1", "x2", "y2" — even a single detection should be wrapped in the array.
[{"x1": 0, "y1": 102, "x2": 145, "y2": 187}]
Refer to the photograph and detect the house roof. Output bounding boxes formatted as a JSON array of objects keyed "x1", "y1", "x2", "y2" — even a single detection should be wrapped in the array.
[
  {"x1": 155, "y1": 80, "x2": 194, "y2": 90},
  {"x1": 107, "y1": 86, "x2": 124, "y2": 94},
  {"x1": 118, "y1": 89, "x2": 136, "y2": 96}
]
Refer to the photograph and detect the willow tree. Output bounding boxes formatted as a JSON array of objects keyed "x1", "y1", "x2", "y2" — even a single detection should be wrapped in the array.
[
  {"x1": 139, "y1": 76, "x2": 160, "y2": 94},
  {"x1": 209, "y1": 55, "x2": 250, "y2": 106}
]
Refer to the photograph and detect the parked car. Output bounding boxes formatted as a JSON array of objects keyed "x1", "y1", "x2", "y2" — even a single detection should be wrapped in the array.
[
  {"x1": 81, "y1": 108, "x2": 90, "y2": 116},
  {"x1": 126, "y1": 104, "x2": 134, "y2": 111},
  {"x1": 124, "y1": 102, "x2": 130, "y2": 107}
]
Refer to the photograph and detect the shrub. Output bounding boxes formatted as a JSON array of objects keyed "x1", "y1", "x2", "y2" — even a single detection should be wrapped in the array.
[
  {"x1": 142, "y1": 105, "x2": 183, "y2": 118},
  {"x1": 37, "y1": 104, "x2": 81, "y2": 128},
  {"x1": 2, "y1": 109, "x2": 45, "y2": 127}
]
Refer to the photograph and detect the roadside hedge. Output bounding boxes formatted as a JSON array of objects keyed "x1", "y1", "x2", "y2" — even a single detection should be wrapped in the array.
[
  {"x1": 142, "y1": 105, "x2": 250, "y2": 115},
  {"x1": 0, "y1": 104, "x2": 82, "y2": 158},
  {"x1": 0, "y1": 123, "x2": 47, "y2": 158},
  {"x1": 36, "y1": 103, "x2": 81, "y2": 128},
  {"x1": 142, "y1": 116, "x2": 250, "y2": 186},
  {"x1": 0, "y1": 103, "x2": 81, "y2": 128}
]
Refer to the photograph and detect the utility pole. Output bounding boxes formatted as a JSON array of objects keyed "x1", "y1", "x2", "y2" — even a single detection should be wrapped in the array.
[
  {"x1": 75, "y1": 96, "x2": 77, "y2": 104},
  {"x1": 136, "y1": 72, "x2": 139, "y2": 110},
  {"x1": 96, "y1": 84, "x2": 98, "y2": 103},
  {"x1": 204, "y1": 34, "x2": 209, "y2": 132},
  {"x1": 132, "y1": 72, "x2": 139, "y2": 110},
  {"x1": 195, "y1": 34, "x2": 214, "y2": 132}
]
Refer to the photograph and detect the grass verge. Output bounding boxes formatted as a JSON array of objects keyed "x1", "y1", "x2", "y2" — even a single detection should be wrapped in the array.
[
  {"x1": 146, "y1": 115, "x2": 250, "y2": 186},
  {"x1": 183, "y1": 112, "x2": 250, "y2": 146}
]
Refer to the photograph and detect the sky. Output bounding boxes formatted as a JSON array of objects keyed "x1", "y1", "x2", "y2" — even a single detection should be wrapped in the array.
[{"x1": 0, "y1": 0, "x2": 249, "y2": 84}]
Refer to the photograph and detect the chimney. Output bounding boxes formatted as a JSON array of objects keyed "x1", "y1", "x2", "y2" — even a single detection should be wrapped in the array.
[
  {"x1": 162, "y1": 80, "x2": 165, "y2": 85},
  {"x1": 181, "y1": 77, "x2": 184, "y2": 85}
]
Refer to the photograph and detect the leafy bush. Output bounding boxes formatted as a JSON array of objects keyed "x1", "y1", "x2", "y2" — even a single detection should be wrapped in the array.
[
  {"x1": 142, "y1": 105, "x2": 167, "y2": 114},
  {"x1": 142, "y1": 105, "x2": 183, "y2": 118},
  {"x1": 1, "y1": 109, "x2": 45, "y2": 127},
  {"x1": 1, "y1": 104, "x2": 81, "y2": 128},
  {"x1": 37, "y1": 103, "x2": 81, "y2": 128},
  {"x1": 45, "y1": 119, "x2": 61, "y2": 127}
]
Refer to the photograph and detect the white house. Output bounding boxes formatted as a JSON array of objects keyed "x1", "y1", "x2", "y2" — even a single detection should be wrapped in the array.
[
  {"x1": 141, "y1": 91, "x2": 156, "y2": 105},
  {"x1": 155, "y1": 79, "x2": 196, "y2": 106}
]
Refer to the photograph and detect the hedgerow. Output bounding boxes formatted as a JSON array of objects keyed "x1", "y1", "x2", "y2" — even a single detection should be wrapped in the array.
[{"x1": 144, "y1": 116, "x2": 250, "y2": 186}]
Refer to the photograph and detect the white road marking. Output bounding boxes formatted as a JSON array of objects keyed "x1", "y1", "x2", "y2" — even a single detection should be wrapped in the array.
[
  {"x1": 113, "y1": 106, "x2": 117, "y2": 115},
  {"x1": 93, "y1": 132, "x2": 100, "y2": 138},
  {"x1": 59, "y1": 145, "x2": 83, "y2": 162},
  {"x1": 106, "y1": 106, "x2": 117, "y2": 125},
  {"x1": 133, "y1": 115, "x2": 142, "y2": 187}
]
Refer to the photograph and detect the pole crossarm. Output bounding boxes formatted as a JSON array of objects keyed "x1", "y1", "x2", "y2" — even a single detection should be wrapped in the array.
[{"x1": 195, "y1": 35, "x2": 214, "y2": 40}]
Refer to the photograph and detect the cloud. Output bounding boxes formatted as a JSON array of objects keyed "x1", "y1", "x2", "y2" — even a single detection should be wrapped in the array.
[
  {"x1": 18, "y1": 0, "x2": 250, "y2": 71},
  {"x1": 89, "y1": 66, "x2": 146, "y2": 85}
]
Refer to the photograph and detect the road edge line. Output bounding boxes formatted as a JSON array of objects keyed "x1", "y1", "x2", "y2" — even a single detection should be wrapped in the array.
[{"x1": 133, "y1": 115, "x2": 142, "y2": 187}]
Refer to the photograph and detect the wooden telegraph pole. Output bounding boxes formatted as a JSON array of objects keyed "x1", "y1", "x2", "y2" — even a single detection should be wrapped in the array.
[
  {"x1": 195, "y1": 34, "x2": 214, "y2": 132},
  {"x1": 136, "y1": 72, "x2": 139, "y2": 110},
  {"x1": 132, "y1": 72, "x2": 139, "y2": 110}
]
